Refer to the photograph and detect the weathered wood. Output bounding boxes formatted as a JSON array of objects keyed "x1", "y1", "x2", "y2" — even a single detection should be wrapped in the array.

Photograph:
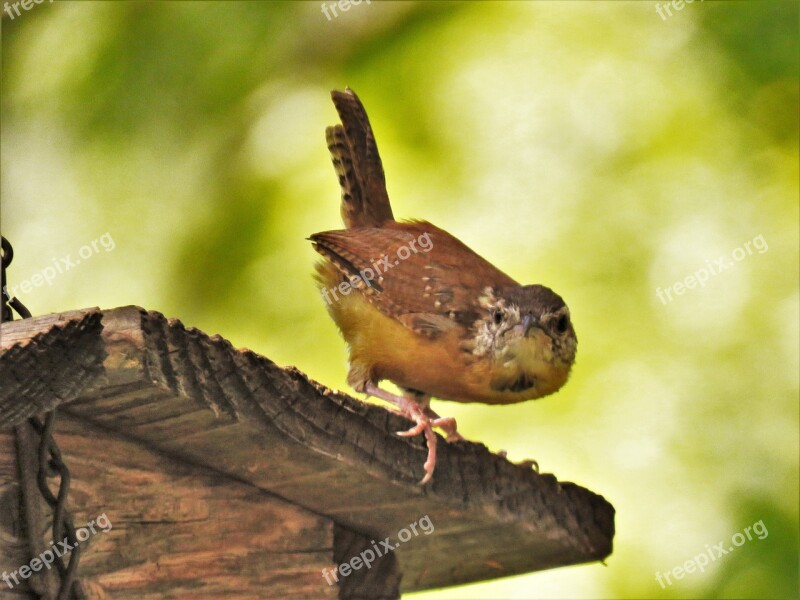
[
  {"x1": 0, "y1": 424, "x2": 37, "y2": 598},
  {"x1": 1, "y1": 414, "x2": 338, "y2": 599},
  {"x1": 0, "y1": 306, "x2": 615, "y2": 596},
  {"x1": 334, "y1": 524, "x2": 401, "y2": 600},
  {"x1": 0, "y1": 309, "x2": 106, "y2": 428},
  {"x1": 14, "y1": 421, "x2": 63, "y2": 598}
]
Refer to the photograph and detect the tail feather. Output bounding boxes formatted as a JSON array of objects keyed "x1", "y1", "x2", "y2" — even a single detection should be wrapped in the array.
[{"x1": 328, "y1": 88, "x2": 394, "y2": 228}]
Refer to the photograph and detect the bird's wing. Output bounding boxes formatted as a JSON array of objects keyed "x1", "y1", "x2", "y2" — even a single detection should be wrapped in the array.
[{"x1": 310, "y1": 220, "x2": 518, "y2": 337}]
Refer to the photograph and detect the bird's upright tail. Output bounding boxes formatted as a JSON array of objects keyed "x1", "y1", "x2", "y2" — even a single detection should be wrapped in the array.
[{"x1": 327, "y1": 88, "x2": 394, "y2": 229}]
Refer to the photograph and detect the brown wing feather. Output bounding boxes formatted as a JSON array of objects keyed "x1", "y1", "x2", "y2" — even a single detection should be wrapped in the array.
[{"x1": 310, "y1": 220, "x2": 518, "y2": 335}]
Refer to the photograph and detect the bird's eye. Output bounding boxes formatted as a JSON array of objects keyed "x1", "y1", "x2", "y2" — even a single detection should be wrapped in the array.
[
  {"x1": 492, "y1": 309, "x2": 504, "y2": 325},
  {"x1": 556, "y1": 314, "x2": 570, "y2": 334}
]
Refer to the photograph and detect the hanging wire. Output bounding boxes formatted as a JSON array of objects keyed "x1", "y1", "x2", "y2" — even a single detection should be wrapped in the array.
[{"x1": 2, "y1": 236, "x2": 85, "y2": 599}]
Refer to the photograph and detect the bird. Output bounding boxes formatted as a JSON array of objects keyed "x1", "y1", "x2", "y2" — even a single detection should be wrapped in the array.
[{"x1": 310, "y1": 88, "x2": 577, "y2": 484}]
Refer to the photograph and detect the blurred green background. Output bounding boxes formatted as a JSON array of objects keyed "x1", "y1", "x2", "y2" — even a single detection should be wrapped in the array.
[{"x1": 2, "y1": 1, "x2": 798, "y2": 598}]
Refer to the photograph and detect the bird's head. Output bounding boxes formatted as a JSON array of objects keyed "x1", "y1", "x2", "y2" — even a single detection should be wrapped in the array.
[{"x1": 472, "y1": 284, "x2": 577, "y2": 397}]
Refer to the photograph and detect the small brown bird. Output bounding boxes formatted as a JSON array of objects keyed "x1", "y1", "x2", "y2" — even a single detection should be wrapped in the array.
[{"x1": 311, "y1": 88, "x2": 577, "y2": 484}]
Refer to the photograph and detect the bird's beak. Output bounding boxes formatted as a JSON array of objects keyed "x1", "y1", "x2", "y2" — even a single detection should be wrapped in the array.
[
  {"x1": 520, "y1": 314, "x2": 539, "y2": 337},
  {"x1": 508, "y1": 314, "x2": 542, "y2": 339}
]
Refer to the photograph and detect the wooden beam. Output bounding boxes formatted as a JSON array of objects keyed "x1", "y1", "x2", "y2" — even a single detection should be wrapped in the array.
[
  {"x1": 0, "y1": 306, "x2": 614, "y2": 595},
  {"x1": 0, "y1": 425, "x2": 37, "y2": 598},
  {"x1": 0, "y1": 309, "x2": 105, "y2": 428},
  {"x1": 1, "y1": 415, "x2": 338, "y2": 599}
]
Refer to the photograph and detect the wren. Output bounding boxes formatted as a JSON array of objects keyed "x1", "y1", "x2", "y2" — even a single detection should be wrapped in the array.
[{"x1": 310, "y1": 88, "x2": 577, "y2": 484}]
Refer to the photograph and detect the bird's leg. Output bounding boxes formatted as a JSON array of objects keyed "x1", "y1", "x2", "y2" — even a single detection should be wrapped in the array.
[{"x1": 363, "y1": 382, "x2": 438, "y2": 484}]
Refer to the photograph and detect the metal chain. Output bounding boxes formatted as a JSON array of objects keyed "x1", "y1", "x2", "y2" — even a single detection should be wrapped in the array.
[
  {"x1": 1, "y1": 236, "x2": 32, "y2": 321},
  {"x1": 29, "y1": 414, "x2": 85, "y2": 600},
  {"x1": 2, "y1": 236, "x2": 85, "y2": 600}
]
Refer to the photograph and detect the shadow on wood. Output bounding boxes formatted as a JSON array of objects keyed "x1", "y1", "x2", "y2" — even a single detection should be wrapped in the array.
[{"x1": 0, "y1": 306, "x2": 614, "y2": 598}]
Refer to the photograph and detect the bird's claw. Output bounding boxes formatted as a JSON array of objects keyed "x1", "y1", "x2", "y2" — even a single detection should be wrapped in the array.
[
  {"x1": 396, "y1": 421, "x2": 427, "y2": 438},
  {"x1": 497, "y1": 449, "x2": 539, "y2": 472},
  {"x1": 364, "y1": 382, "x2": 462, "y2": 485},
  {"x1": 395, "y1": 407, "x2": 438, "y2": 484},
  {"x1": 430, "y1": 416, "x2": 464, "y2": 442}
]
